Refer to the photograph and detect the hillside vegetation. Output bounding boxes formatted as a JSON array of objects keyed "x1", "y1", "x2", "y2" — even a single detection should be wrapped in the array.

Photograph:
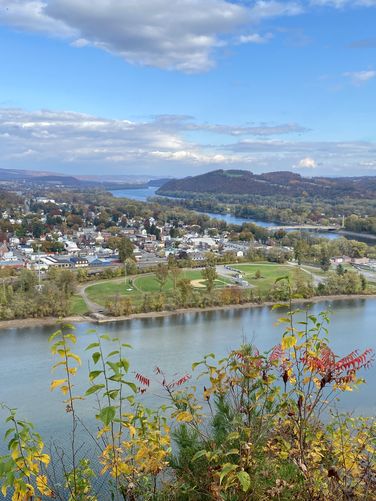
[{"x1": 157, "y1": 169, "x2": 376, "y2": 199}]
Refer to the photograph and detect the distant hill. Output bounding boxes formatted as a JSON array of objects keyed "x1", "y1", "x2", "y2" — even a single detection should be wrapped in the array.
[
  {"x1": 157, "y1": 169, "x2": 376, "y2": 199},
  {"x1": 0, "y1": 168, "x2": 97, "y2": 187},
  {"x1": 147, "y1": 178, "x2": 172, "y2": 187},
  {"x1": 0, "y1": 168, "x2": 172, "y2": 189}
]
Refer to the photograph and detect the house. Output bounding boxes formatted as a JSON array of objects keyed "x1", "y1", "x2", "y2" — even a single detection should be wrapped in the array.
[
  {"x1": 330, "y1": 256, "x2": 352, "y2": 265},
  {"x1": 41, "y1": 256, "x2": 73, "y2": 268},
  {"x1": 64, "y1": 240, "x2": 79, "y2": 254},
  {"x1": 0, "y1": 258, "x2": 24, "y2": 269},
  {"x1": 70, "y1": 257, "x2": 89, "y2": 268}
]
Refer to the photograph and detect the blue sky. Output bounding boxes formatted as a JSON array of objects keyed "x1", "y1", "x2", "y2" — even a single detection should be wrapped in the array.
[{"x1": 0, "y1": 0, "x2": 375, "y2": 178}]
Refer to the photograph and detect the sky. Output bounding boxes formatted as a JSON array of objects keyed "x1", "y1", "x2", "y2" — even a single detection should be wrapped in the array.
[{"x1": 0, "y1": 0, "x2": 375, "y2": 178}]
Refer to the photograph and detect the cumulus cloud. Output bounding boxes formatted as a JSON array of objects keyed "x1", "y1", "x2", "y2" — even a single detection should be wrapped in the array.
[
  {"x1": 296, "y1": 156, "x2": 317, "y2": 168},
  {"x1": 343, "y1": 70, "x2": 376, "y2": 84},
  {"x1": 0, "y1": 108, "x2": 290, "y2": 172},
  {"x1": 224, "y1": 138, "x2": 376, "y2": 174},
  {"x1": 0, "y1": 0, "x2": 74, "y2": 36},
  {"x1": 0, "y1": 0, "x2": 304, "y2": 72},
  {"x1": 0, "y1": 107, "x2": 375, "y2": 176}
]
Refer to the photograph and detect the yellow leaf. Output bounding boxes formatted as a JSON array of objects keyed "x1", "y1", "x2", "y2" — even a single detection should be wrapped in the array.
[
  {"x1": 50, "y1": 379, "x2": 67, "y2": 391},
  {"x1": 38, "y1": 453, "x2": 50, "y2": 465},
  {"x1": 281, "y1": 335, "x2": 297, "y2": 350},
  {"x1": 175, "y1": 411, "x2": 193, "y2": 423},
  {"x1": 128, "y1": 424, "x2": 136, "y2": 437},
  {"x1": 36, "y1": 475, "x2": 53, "y2": 496},
  {"x1": 68, "y1": 353, "x2": 82, "y2": 365}
]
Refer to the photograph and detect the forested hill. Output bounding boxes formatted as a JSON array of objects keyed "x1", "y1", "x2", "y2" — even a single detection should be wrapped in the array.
[{"x1": 157, "y1": 169, "x2": 376, "y2": 199}]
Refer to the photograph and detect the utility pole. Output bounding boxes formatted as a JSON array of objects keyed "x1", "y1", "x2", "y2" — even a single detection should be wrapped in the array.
[{"x1": 36, "y1": 243, "x2": 42, "y2": 292}]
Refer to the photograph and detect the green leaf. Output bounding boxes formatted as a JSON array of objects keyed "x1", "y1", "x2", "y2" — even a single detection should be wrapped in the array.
[
  {"x1": 85, "y1": 342, "x2": 100, "y2": 351},
  {"x1": 124, "y1": 381, "x2": 137, "y2": 393},
  {"x1": 98, "y1": 406, "x2": 116, "y2": 426},
  {"x1": 237, "y1": 471, "x2": 251, "y2": 492},
  {"x1": 106, "y1": 389, "x2": 120, "y2": 400},
  {"x1": 107, "y1": 350, "x2": 120, "y2": 358},
  {"x1": 92, "y1": 352, "x2": 101, "y2": 364},
  {"x1": 89, "y1": 370, "x2": 102, "y2": 381},
  {"x1": 49, "y1": 330, "x2": 61, "y2": 343},
  {"x1": 120, "y1": 358, "x2": 129, "y2": 372},
  {"x1": 191, "y1": 450, "x2": 207, "y2": 462},
  {"x1": 107, "y1": 361, "x2": 120, "y2": 374},
  {"x1": 219, "y1": 463, "x2": 238, "y2": 485},
  {"x1": 85, "y1": 384, "x2": 105, "y2": 396}
]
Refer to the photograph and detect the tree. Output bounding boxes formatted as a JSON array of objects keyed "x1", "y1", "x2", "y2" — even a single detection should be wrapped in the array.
[
  {"x1": 54, "y1": 270, "x2": 77, "y2": 297},
  {"x1": 118, "y1": 237, "x2": 135, "y2": 263},
  {"x1": 177, "y1": 278, "x2": 193, "y2": 306},
  {"x1": 170, "y1": 265, "x2": 182, "y2": 291},
  {"x1": 320, "y1": 248, "x2": 331, "y2": 272},
  {"x1": 336, "y1": 264, "x2": 345, "y2": 276},
  {"x1": 125, "y1": 258, "x2": 137, "y2": 276},
  {"x1": 18, "y1": 269, "x2": 37, "y2": 293},
  {"x1": 155, "y1": 264, "x2": 169, "y2": 292},
  {"x1": 201, "y1": 264, "x2": 218, "y2": 294}
]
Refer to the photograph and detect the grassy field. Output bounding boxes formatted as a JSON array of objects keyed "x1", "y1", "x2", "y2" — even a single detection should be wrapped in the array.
[
  {"x1": 85, "y1": 270, "x2": 232, "y2": 306},
  {"x1": 69, "y1": 295, "x2": 89, "y2": 315},
  {"x1": 231, "y1": 263, "x2": 309, "y2": 294}
]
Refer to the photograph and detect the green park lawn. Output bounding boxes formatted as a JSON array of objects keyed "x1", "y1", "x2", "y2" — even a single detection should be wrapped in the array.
[
  {"x1": 69, "y1": 295, "x2": 89, "y2": 315},
  {"x1": 231, "y1": 263, "x2": 308, "y2": 294},
  {"x1": 85, "y1": 270, "x2": 232, "y2": 306}
]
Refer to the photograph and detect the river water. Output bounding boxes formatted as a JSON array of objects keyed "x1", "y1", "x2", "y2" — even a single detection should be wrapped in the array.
[
  {"x1": 110, "y1": 188, "x2": 376, "y2": 242},
  {"x1": 1, "y1": 298, "x2": 376, "y2": 450}
]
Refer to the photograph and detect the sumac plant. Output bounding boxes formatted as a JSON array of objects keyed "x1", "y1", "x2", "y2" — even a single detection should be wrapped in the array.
[{"x1": 0, "y1": 298, "x2": 375, "y2": 501}]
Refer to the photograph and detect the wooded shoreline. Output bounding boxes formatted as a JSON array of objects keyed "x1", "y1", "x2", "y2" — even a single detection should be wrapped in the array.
[{"x1": 1, "y1": 293, "x2": 375, "y2": 331}]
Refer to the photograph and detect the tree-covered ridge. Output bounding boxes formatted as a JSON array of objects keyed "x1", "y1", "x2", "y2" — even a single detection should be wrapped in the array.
[{"x1": 157, "y1": 169, "x2": 376, "y2": 199}]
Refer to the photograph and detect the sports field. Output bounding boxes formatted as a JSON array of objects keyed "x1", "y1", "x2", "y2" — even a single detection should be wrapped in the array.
[
  {"x1": 230, "y1": 263, "x2": 308, "y2": 293},
  {"x1": 85, "y1": 269, "x2": 232, "y2": 306}
]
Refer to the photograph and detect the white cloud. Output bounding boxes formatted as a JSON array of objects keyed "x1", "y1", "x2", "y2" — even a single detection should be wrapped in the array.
[
  {"x1": 311, "y1": 0, "x2": 376, "y2": 7},
  {"x1": 0, "y1": 0, "x2": 74, "y2": 36},
  {"x1": 296, "y1": 156, "x2": 317, "y2": 168},
  {"x1": 237, "y1": 32, "x2": 273, "y2": 44},
  {"x1": 343, "y1": 70, "x2": 376, "y2": 84},
  {"x1": 0, "y1": 108, "x2": 375, "y2": 176},
  {"x1": 0, "y1": 0, "x2": 303, "y2": 72}
]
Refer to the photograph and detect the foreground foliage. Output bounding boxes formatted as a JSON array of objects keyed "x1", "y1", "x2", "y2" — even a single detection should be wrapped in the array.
[{"x1": 1, "y1": 289, "x2": 375, "y2": 500}]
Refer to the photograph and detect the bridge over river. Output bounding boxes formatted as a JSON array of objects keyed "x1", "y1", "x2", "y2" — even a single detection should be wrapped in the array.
[{"x1": 268, "y1": 224, "x2": 340, "y2": 232}]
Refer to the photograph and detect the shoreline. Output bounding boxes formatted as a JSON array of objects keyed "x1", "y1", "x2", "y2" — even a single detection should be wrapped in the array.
[
  {"x1": 1, "y1": 294, "x2": 376, "y2": 331},
  {"x1": 338, "y1": 229, "x2": 376, "y2": 241}
]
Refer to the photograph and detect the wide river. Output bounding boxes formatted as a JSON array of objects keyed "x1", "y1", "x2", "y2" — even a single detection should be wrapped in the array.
[
  {"x1": 110, "y1": 188, "x2": 376, "y2": 243},
  {"x1": 1, "y1": 298, "x2": 376, "y2": 452}
]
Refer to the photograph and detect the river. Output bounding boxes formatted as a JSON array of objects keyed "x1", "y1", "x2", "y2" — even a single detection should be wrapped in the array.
[
  {"x1": 110, "y1": 188, "x2": 376, "y2": 243},
  {"x1": 1, "y1": 298, "x2": 376, "y2": 450}
]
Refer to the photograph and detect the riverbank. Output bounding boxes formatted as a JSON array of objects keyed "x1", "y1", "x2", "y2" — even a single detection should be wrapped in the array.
[
  {"x1": 1, "y1": 293, "x2": 376, "y2": 331},
  {"x1": 338, "y1": 230, "x2": 376, "y2": 241}
]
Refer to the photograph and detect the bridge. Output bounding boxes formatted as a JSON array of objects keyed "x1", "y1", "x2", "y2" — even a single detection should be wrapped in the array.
[{"x1": 268, "y1": 225, "x2": 340, "y2": 232}]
